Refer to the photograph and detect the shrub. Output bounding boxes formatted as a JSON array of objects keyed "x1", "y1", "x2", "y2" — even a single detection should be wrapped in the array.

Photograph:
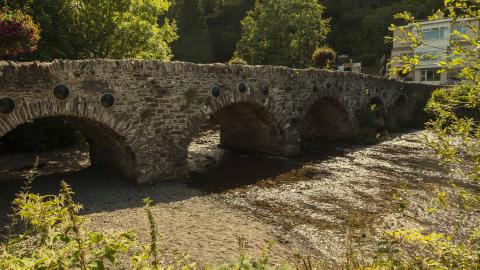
[
  {"x1": 312, "y1": 47, "x2": 336, "y2": 69},
  {"x1": 369, "y1": 228, "x2": 480, "y2": 269},
  {"x1": 228, "y1": 55, "x2": 248, "y2": 65},
  {"x1": 0, "y1": 9, "x2": 40, "y2": 59},
  {"x1": 427, "y1": 85, "x2": 480, "y2": 122}
]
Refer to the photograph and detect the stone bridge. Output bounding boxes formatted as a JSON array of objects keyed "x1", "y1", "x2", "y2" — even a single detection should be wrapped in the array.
[{"x1": 0, "y1": 60, "x2": 434, "y2": 184}]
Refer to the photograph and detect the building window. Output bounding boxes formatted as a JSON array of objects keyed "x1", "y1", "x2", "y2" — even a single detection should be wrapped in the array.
[
  {"x1": 456, "y1": 25, "x2": 468, "y2": 34},
  {"x1": 422, "y1": 26, "x2": 449, "y2": 40},
  {"x1": 421, "y1": 69, "x2": 441, "y2": 82}
]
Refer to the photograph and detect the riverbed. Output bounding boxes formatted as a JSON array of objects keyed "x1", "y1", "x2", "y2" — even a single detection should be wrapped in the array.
[{"x1": 0, "y1": 130, "x2": 478, "y2": 267}]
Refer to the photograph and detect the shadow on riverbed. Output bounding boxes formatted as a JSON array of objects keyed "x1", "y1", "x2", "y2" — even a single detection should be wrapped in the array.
[
  {"x1": 0, "y1": 131, "x2": 454, "y2": 227},
  {"x1": 186, "y1": 144, "x2": 345, "y2": 193},
  {"x1": 0, "y1": 140, "x2": 348, "y2": 220}
]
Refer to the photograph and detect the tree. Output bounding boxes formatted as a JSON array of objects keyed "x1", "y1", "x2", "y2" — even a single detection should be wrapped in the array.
[
  {"x1": 234, "y1": 0, "x2": 330, "y2": 68},
  {"x1": 0, "y1": 8, "x2": 40, "y2": 59},
  {"x1": 6, "y1": 0, "x2": 177, "y2": 60},
  {"x1": 171, "y1": 0, "x2": 215, "y2": 63},
  {"x1": 207, "y1": 0, "x2": 255, "y2": 62}
]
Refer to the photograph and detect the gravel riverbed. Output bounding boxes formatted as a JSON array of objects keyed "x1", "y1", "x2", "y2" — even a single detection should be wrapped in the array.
[{"x1": 1, "y1": 130, "x2": 478, "y2": 267}]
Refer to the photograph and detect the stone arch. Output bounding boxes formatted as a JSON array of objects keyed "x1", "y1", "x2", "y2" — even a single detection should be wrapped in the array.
[
  {"x1": 169, "y1": 88, "x2": 300, "y2": 176},
  {"x1": 387, "y1": 95, "x2": 409, "y2": 128},
  {"x1": 361, "y1": 96, "x2": 387, "y2": 130},
  {"x1": 299, "y1": 96, "x2": 353, "y2": 142},
  {"x1": 0, "y1": 97, "x2": 139, "y2": 182},
  {"x1": 301, "y1": 84, "x2": 347, "y2": 117},
  {"x1": 367, "y1": 96, "x2": 387, "y2": 118},
  {"x1": 186, "y1": 87, "x2": 297, "y2": 151}
]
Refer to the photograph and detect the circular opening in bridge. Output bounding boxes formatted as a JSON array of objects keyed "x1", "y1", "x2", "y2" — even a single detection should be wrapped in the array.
[
  {"x1": 299, "y1": 97, "x2": 352, "y2": 147},
  {"x1": 0, "y1": 116, "x2": 136, "y2": 183}
]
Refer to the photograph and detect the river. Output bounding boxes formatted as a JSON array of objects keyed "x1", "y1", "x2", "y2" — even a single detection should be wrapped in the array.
[{"x1": 0, "y1": 130, "x2": 478, "y2": 267}]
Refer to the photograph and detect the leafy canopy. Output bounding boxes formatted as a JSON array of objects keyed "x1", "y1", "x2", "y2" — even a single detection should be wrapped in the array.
[
  {"x1": 234, "y1": 0, "x2": 330, "y2": 68},
  {"x1": 6, "y1": 0, "x2": 177, "y2": 60}
]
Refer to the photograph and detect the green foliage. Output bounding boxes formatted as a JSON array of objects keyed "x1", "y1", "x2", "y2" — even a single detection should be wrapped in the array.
[
  {"x1": 206, "y1": 0, "x2": 255, "y2": 63},
  {"x1": 311, "y1": 47, "x2": 336, "y2": 70},
  {"x1": 371, "y1": 1, "x2": 480, "y2": 269},
  {"x1": 228, "y1": 55, "x2": 248, "y2": 65},
  {"x1": 170, "y1": 0, "x2": 215, "y2": 63},
  {"x1": 428, "y1": 86, "x2": 480, "y2": 126},
  {"x1": 0, "y1": 8, "x2": 40, "y2": 59},
  {"x1": 234, "y1": 0, "x2": 330, "y2": 68},
  {"x1": 1, "y1": 180, "x2": 135, "y2": 269},
  {"x1": 6, "y1": 0, "x2": 177, "y2": 60},
  {"x1": 370, "y1": 228, "x2": 480, "y2": 269}
]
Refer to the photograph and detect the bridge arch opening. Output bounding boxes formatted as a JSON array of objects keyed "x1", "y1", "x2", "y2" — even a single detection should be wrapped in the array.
[
  {"x1": 186, "y1": 101, "x2": 296, "y2": 175},
  {"x1": 299, "y1": 97, "x2": 353, "y2": 144},
  {"x1": 0, "y1": 116, "x2": 137, "y2": 182},
  {"x1": 366, "y1": 97, "x2": 387, "y2": 130},
  {"x1": 387, "y1": 95, "x2": 409, "y2": 129}
]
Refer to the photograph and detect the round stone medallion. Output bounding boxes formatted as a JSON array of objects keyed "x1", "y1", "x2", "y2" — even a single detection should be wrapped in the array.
[
  {"x1": 212, "y1": 86, "x2": 221, "y2": 97},
  {"x1": 101, "y1": 94, "x2": 115, "y2": 108},
  {"x1": 238, "y1": 82, "x2": 248, "y2": 93},
  {"x1": 0, "y1": 97, "x2": 15, "y2": 114},
  {"x1": 53, "y1": 84, "x2": 69, "y2": 100}
]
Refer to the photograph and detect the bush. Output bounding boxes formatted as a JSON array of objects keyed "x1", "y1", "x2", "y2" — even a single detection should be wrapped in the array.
[
  {"x1": 0, "y1": 9, "x2": 40, "y2": 59},
  {"x1": 369, "y1": 228, "x2": 480, "y2": 269},
  {"x1": 228, "y1": 55, "x2": 248, "y2": 65},
  {"x1": 311, "y1": 47, "x2": 336, "y2": 69},
  {"x1": 427, "y1": 85, "x2": 480, "y2": 122}
]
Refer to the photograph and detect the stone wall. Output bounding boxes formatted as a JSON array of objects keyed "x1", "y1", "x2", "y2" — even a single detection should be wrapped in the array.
[{"x1": 0, "y1": 60, "x2": 436, "y2": 184}]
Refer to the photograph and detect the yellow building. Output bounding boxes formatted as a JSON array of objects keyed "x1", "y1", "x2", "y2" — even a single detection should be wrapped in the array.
[{"x1": 391, "y1": 18, "x2": 479, "y2": 85}]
